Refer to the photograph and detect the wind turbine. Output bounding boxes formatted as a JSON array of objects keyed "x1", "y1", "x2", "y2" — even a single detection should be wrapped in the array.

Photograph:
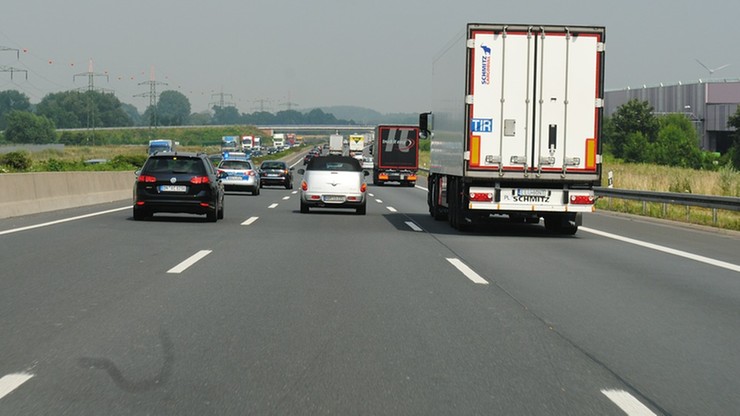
[{"x1": 695, "y1": 58, "x2": 730, "y2": 76}]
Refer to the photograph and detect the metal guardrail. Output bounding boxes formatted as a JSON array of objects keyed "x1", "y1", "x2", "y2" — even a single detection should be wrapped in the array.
[{"x1": 595, "y1": 188, "x2": 740, "y2": 212}]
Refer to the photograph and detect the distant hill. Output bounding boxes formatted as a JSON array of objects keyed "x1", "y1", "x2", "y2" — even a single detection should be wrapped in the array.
[{"x1": 308, "y1": 106, "x2": 417, "y2": 125}]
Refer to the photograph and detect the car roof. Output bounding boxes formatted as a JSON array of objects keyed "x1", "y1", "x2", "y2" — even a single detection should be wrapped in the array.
[{"x1": 149, "y1": 151, "x2": 202, "y2": 158}]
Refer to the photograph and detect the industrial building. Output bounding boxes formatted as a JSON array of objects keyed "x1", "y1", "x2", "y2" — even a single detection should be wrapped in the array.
[{"x1": 604, "y1": 79, "x2": 740, "y2": 152}]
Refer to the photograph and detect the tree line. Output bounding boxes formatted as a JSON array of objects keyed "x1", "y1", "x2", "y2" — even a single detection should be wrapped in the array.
[
  {"x1": 0, "y1": 89, "x2": 355, "y2": 145},
  {"x1": 603, "y1": 99, "x2": 740, "y2": 170}
]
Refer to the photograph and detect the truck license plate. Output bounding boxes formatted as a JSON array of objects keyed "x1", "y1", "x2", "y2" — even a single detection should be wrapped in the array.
[{"x1": 516, "y1": 189, "x2": 549, "y2": 197}]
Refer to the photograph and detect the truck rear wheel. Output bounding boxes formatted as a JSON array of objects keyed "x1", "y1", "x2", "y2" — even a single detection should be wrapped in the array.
[
  {"x1": 428, "y1": 175, "x2": 447, "y2": 221},
  {"x1": 544, "y1": 214, "x2": 579, "y2": 235}
]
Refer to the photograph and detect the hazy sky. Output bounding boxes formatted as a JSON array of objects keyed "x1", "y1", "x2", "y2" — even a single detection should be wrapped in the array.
[{"x1": 1, "y1": 0, "x2": 737, "y2": 115}]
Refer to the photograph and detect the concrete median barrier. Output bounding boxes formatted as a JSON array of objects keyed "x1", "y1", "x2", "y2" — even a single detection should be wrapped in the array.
[{"x1": 0, "y1": 171, "x2": 134, "y2": 219}]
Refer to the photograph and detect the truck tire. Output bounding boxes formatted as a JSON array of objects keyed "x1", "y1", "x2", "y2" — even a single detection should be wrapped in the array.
[
  {"x1": 544, "y1": 214, "x2": 578, "y2": 235},
  {"x1": 428, "y1": 175, "x2": 447, "y2": 221}
]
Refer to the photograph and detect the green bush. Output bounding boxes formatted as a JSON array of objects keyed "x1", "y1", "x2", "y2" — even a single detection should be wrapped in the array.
[{"x1": 0, "y1": 151, "x2": 32, "y2": 171}]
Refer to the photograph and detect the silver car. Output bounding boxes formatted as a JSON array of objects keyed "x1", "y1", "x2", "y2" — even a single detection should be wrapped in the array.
[
  {"x1": 217, "y1": 158, "x2": 261, "y2": 195},
  {"x1": 298, "y1": 155, "x2": 368, "y2": 215}
]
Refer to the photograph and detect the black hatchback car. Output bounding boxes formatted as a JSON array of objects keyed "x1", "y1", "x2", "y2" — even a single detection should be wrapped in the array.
[
  {"x1": 259, "y1": 160, "x2": 293, "y2": 189},
  {"x1": 133, "y1": 152, "x2": 225, "y2": 221}
]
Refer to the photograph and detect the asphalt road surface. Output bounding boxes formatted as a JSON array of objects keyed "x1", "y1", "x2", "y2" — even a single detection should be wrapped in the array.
[{"x1": 1, "y1": 172, "x2": 738, "y2": 415}]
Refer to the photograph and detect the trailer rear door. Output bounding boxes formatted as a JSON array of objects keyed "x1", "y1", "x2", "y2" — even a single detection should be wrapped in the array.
[{"x1": 466, "y1": 24, "x2": 604, "y2": 180}]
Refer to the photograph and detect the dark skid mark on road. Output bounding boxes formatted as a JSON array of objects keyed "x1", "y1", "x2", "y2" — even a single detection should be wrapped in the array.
[{"x1": 77, "y1": 329, "x2": 174, "y2": 393}]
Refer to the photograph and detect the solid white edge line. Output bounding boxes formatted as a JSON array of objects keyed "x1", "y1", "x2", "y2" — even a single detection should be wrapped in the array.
[
  {"x1": 167, "y1": 250, "x2": 212, "y2": 274},
  {"x1": 580, "y1": 227, "x2": 740, "y2": 273},
  {"x1": 386, "y1": 206, "x2": 397, "y2": 212},
  {"x1": 602, "y1": 389, "x2": 656, "y2": 416},
  {"x1": 0, "y1": 206, "x2": 130, "y2": 236},
  {"x1": 415, "y1": 185, "x2": 428, "y2": 191},
  {"x1": 268, "y1": 203, "x2": 279, "y2": 209},
  {"x1": 405, "y1": 221, "x2": 423, "y2": 232},
  {"x1": 0, "y1": 373, "x2": 33, "y2": 400},
  {"x1": 241, "y1": 217, "x2": 259, "y2": 226},
  {"x1": 446, "y1": 258, "x2": 489, "y2": 285}
]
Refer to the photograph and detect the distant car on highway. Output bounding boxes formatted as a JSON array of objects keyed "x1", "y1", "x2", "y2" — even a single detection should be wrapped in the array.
[
  {"x1": 298, "y1": 155, "x2": 368, "y2": 215},
  {"x1": 133, "y1": 152, "x2": 224, "y2": 222},
  {"x1": 259, "y1": 160, "x2": 293, "y2": 189},
  {"x1": 217, "y1": 158, "x2": 261, "y2": 195}
]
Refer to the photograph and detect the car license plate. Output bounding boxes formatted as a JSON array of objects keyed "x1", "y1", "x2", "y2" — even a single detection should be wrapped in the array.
[
  {"x1": 160, "y1": 185, "x2": 187, "y2": 192},
  {"x1": 266, "y1": 173, "x2": 278, "y2": 177},
  {"x1": 323, "y1": 195, "x2": 345, "y2": 202},
  {"x1": 516, "y1": 189, "x2": 549, "y2": 197}
]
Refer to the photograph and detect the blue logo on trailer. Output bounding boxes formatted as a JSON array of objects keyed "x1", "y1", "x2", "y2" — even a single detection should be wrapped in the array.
[
  {"x1": 471, "y1": 118, "x2": 493, "y2": 133},
  {"x1": 480, "y1": 44, "x2": 491, "y2": 85}
]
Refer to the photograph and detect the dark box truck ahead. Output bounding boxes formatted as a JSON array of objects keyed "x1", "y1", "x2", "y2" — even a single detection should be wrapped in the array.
[{"x1": 373, "y1": 125, "x2": 420, "y2": 187}]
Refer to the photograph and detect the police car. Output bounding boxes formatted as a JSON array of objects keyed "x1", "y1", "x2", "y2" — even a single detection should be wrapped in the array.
[{"x1": 217, "y1": 152, "x2": 261, "y2": 195}]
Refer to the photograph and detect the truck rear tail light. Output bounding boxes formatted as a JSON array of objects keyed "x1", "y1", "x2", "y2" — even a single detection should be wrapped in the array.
[
  {"x1": 301, "y1": 180, "x2": 308, "y2": 191},
  {"x1": 138, "y1": 175, "x2": 157, "y2": 183},
  {"x1": 199, "y1": 202, "x2": 210, "y2": 207},
  {"x1": 360, "y1": 183, "x2": 367, "y2": 192},
  {"x1": 570, "y1": 195, "x2": 594, "y2": 204},
  {"x1": 190, "y1": 176, "x2": 210, "y2": 184},
  {"x1": 379, "y1": 173, "x2": 389, "y2": 180},
  {"x1": 469, "y1": 192, "x2": 493, "y2": 202},
  {"x1": 408, "y1": 175, "x2": 417, "y2": 181}
]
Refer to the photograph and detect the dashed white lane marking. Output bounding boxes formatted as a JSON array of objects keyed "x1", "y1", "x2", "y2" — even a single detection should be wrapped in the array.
[
  {"x1": 375, "y1": 199, "x2": 383, "y2": 203},
  {"x1": 291, "y1": 191, "x2": 298, "y2": 194},
  {"x1": 282, "y1": 196, "x2": 290, "y2": 200},
  {"x1": 241, "y1": 217, "x2": 259, "y2": 226},
  {"x1": 602, "y1": 389, "x2": 656, "y2": 416},
  {"x1": 0, "y1": 206, "x2": 129, "y2": 236},
  {"x1": 386, "y1": 206, "x2": 397, "y2": 212},
  {"x1": 167, "y1": 250, "x2": 212, "y2": 274},
  {"x1": 0, "y1": 373, "x2": 33, "y2": 400},
  {"x1": 446, "y1": 258, "x2": 489, "y2": 285},
  {"x1": 368, "y1": 193, "x2": 375, "y2": 197},
  {"x1": 581, "y1": 227, "x2": 740, "y2": 273},
  {"x1": 405, "y1": 221, "x2": 423, "y2": 232},
  {"x1": 268, "y1": 203, "x2": 279, "y2": 209}
]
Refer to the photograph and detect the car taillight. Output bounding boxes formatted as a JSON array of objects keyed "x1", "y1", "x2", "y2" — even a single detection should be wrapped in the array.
[
  {"x1": 284, "y1": 169, "x2": 289, "y2": 174},
  {"x1": 190, "y1": 176, "x2": 210, "y2": 184},
  {"x1": 469, "y1": 192, "x2": 493, "y2": 202},
  {"x1": 138, "y1": 175, "x2": 157, "y2": 183},
  {"x1": 360, "y1": 183, "x2": 367, "y2": 192},
  {"x1": 301, "y1": 180, "x2": 308, "y2": 191},
  {"x1": 246, "y1": 170, "x2": 255, "y2": 177},
  {"x1": 570, "y1": 195, "x2": 594, "y2": 204}
]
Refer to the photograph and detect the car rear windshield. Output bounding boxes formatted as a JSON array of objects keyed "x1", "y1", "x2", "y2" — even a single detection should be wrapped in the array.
[
  {"x1": 261, "y1": 162, "x2": 285, "y2": 169},
  {"x1": 220, "y1": 160, "x2": 252, "y2": 170},
  {"x1": 307, "y1": 157, "x2": 361, "y2": 172},
  {"x1": 145, "y1": 157, "x2": 206, "y2": 175}
]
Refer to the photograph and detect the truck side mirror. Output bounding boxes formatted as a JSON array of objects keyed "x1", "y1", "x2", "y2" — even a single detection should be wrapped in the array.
[{"x1": 419, "y1": 112, "x2": 432, "y2": 139}]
